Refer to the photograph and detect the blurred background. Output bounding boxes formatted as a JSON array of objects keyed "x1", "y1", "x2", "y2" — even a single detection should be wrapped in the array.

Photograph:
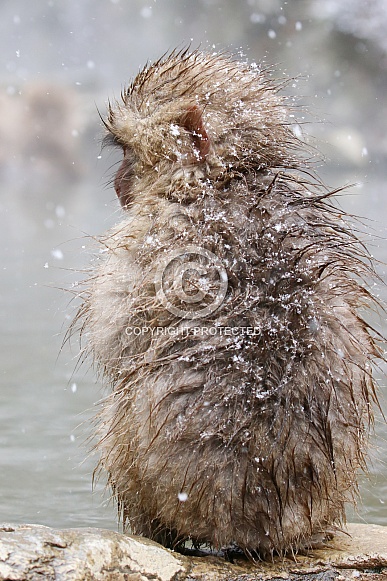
[{"x1": 0, "y1": 0, "x2": 386, "y2": 531}]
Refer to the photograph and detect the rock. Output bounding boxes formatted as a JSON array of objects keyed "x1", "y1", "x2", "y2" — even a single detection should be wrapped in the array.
[
  {"x1": 0, "y1": 523, "x2": 386, "y2": 581},
  {"x1": 0, "y1": 524, "x2": 185, "y2": 581}
]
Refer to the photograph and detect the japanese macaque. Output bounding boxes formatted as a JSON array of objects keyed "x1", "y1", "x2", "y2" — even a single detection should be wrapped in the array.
[{"x1": 75, "y1": 49, "x2": 382, "y2": 559}]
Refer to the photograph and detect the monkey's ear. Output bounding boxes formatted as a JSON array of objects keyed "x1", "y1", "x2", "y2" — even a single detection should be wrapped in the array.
[{"x1": 180, "y1": 105, "x2": 210, "y2": 163}]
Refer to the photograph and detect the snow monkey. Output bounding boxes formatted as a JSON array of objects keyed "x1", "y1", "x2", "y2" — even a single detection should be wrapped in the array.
[{"x1": 75, "y1": 49, "x2": 382, "y2": 559}]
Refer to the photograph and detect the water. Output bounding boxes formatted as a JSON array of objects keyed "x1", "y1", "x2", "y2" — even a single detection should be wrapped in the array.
[{"x1": 0, "y1": 183, "x2": 118, "y2": 530}]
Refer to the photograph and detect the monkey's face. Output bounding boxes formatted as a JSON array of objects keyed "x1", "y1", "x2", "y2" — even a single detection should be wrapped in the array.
[{"x1": 104, "y1": 50, "x2": 296, "y2": 208}]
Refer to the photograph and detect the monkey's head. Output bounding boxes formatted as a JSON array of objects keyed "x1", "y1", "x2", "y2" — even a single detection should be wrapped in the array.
[{"x1": 104, "y1": 49, "x2": 301, "y2": 207}]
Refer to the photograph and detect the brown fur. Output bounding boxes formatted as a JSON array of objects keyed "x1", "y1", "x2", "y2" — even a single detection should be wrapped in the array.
[{"x1": 74, "y1": 49, "x2": 382, "y2": 559}]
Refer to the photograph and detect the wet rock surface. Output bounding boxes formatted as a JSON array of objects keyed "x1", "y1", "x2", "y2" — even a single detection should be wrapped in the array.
[{"x1": 0, "y1": 523, "x2": 386, "y2": 581}]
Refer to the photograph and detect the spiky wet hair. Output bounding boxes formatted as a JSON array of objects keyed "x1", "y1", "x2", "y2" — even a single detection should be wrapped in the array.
[
  {"x1": 102, "y1": 48, "x2": 312, "y2": 208},
  {"x1": 74, "y1": 48, "x2": 384, "y2": 560}
]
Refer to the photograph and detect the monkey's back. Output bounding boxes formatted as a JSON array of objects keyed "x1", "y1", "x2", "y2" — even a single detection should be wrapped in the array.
[
  {"x1": 73, "y1": 50, "x2": 384, "y2": 559},
  {"x1": 83, "y1": 162, "x2": 377, "y2": 557}
]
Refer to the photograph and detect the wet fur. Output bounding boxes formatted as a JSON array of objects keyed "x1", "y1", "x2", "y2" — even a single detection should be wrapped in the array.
[{"x1": 74, "y1": 49, "x2": 382, "y2": 559}]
